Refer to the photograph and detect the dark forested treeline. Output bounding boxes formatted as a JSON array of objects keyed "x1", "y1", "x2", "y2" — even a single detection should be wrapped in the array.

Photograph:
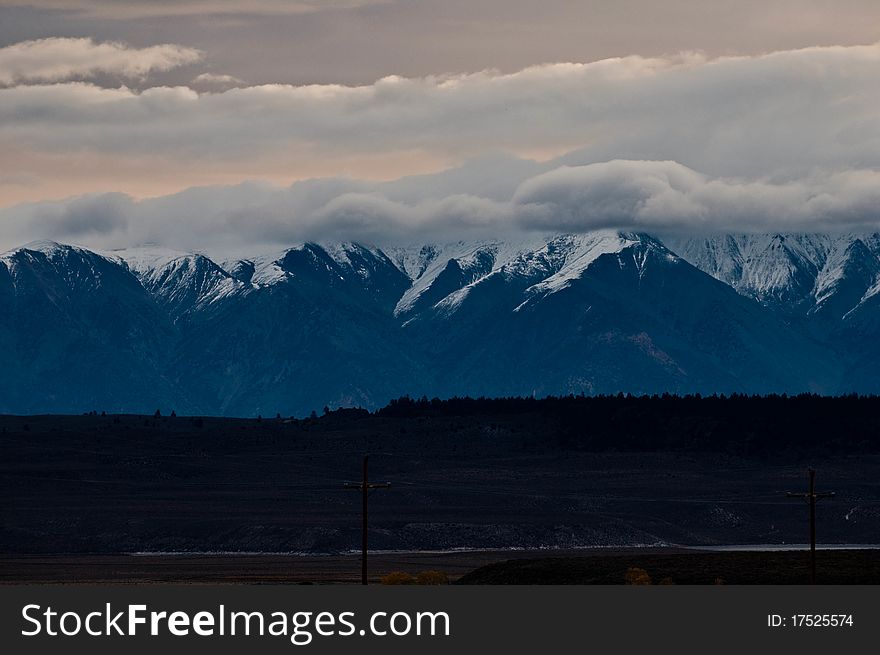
[
  {"x1": 374, "y1": 393, "x2": 880, "y2": 455},
  {"x1": 3, "y1": 392, "x2": 879, "y2": 457}
]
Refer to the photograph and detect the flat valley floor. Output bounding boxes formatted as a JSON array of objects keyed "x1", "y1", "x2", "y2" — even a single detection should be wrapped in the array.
[
  {"x1": 3, "y1": 398, "x2": 880, "y2": 579},
  {"x1": 3, "y1": 549, "x2": 880, "y2": 584}
]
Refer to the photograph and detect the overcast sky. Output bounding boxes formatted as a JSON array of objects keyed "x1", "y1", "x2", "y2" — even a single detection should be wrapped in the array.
[{"x1": 2, "y1": 0, "x2": 880, "y2": 251}]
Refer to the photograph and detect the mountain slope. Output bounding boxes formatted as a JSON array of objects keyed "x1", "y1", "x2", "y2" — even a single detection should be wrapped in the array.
[
  {"x1": 667, "y1": 233, "x2": 880, "y2": 320},
  {"x1": 0, "y1": 232, "x2": 873, "y2": 416},
  {"x1": 160, "y1": 243, "x2": 417, "y2": 415},
  {"x1": 402, "y1": 235, "x2": 839, "y2": 398},
  {"x1": 0, "y1": 242, "x2": 181, "y2": 413},
  {"x1": 106, "y1": 246, "x2": 246, "y2": 322}
]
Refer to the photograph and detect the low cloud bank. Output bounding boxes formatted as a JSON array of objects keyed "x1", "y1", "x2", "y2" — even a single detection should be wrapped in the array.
[{"x1": 2, "y1": 159, "x2": 880, "y2": 255}]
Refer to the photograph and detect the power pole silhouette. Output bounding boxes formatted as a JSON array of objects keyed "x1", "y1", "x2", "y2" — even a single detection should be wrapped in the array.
[
  {"x1": 786, "y1": 468, "x2": 834, "y2": 584},
  {"x1": 344, "y1": 455, "x2": 390, "y2": 585}
]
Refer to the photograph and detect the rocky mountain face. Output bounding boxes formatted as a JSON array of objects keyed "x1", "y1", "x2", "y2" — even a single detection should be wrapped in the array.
[
  {"x1": 1, "y1": 231, "x2": 877, "y2": 416},
  {"x1": 666, "y1": 233, "x2": 880, "y2": 320}
]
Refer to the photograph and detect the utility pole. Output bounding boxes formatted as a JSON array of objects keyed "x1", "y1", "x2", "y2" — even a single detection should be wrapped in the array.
[
  {"x1": 787, "y1": 468, "x2": 835, "y2": 584},
  {"x1": 344, "y1": 455, "x2": 390, "y2": 585}
]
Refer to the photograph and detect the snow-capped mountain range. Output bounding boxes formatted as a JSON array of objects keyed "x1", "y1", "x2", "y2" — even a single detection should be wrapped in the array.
[{"x1": 2, "y1": 230, "x2": 879, "y2": 415}]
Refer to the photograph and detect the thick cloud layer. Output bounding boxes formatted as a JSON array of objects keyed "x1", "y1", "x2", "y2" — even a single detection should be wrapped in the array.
[
  {"x1": 514, "y1": 161, "x2": 880, "y2": 234},
  {"x1": 0, "y1": 37, "x2": 202, "y2": 85},
  {"x1": 3, "y1": 160, "x2": 880, "y2": 255},
  {"x1": 2, "y1": 40, "x2": 880, "y2": 245},
  {"x1": 2, "y1": 43, "x2": 879, "y2": 190}
]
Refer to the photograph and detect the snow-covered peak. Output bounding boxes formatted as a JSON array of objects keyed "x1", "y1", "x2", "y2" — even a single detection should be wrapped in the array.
[
  {"x1": 0, "y1": 240, "x2": 141, "y2": 297},
  {"x1": 516, "y1": 232, "x2": 639, "y2": 295},
  {"x1": 102, "y1": 245, "x2": 200, "y2": 277},
  {"x1": 2, "y1": 240, "x2": 97, "y2": 263},
  {"x1": 391, "y1": 237, "x2": 548, "y2": 317},
  {"x1": 811, "y1": 239, "x2": 880, "y2": 319},
  {"x1": 16, "y1": 232, "x2": 880, "y2": 326},
  {"x1": 245, "y1": 247, "x2": 296, "y2": 286},
  {"x1": 386, "y1": 244, "x2": 443, "y2": 281},
  {"x1": 667, "y1": 233, "x2": 837, "y2": 305},
  {"x1": 667, "y1": 232, "x2": 880, "y2": 318},
  {"x1": 247, "y1": 242, "x2": 410, "y2": 317},
  {"x1": 392, "y1": 231, "x2": 642, "y2": 318},
  {"x1": 15, "y1": 239, "x2": 69, "y2": 255},
  {"x1": 103, "y1": 245, "x2": 246, "y2": 317},
  {"x1": 319, "y1": 242, "x2": 387, "y2": 270}
]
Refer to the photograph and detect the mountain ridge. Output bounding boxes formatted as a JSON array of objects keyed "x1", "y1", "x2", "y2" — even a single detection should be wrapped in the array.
[{"x1": 1, "y1": 231, "x2": 876, "y2": 415}]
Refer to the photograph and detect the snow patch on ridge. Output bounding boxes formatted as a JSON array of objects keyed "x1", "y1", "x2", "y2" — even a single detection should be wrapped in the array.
[{"x1": 522, "y1": 232, "x2": 637, "y2": 296}]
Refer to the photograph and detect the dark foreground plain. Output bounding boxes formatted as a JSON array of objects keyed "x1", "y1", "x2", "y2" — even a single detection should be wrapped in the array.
[
  {"x1": 0, "y1": 549, "x2": 623, "y2": 584},
  {"x1": 2, "y1": 549, "x2": 878, "y2": 585},
  {"x1": 457, "y1": 548, "x2": 880, "y2": 584},
  {"x1": 2, "y1": 396, "x2": 880, "y2": 558}
]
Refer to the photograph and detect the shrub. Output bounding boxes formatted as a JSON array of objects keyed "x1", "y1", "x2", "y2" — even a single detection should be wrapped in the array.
[
  {"x1": 624, "y1": 567, "x2": 652, "y2": 585},
  {"x1": 380, "y1": 571, "x2": 416, "y2": 585}
]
